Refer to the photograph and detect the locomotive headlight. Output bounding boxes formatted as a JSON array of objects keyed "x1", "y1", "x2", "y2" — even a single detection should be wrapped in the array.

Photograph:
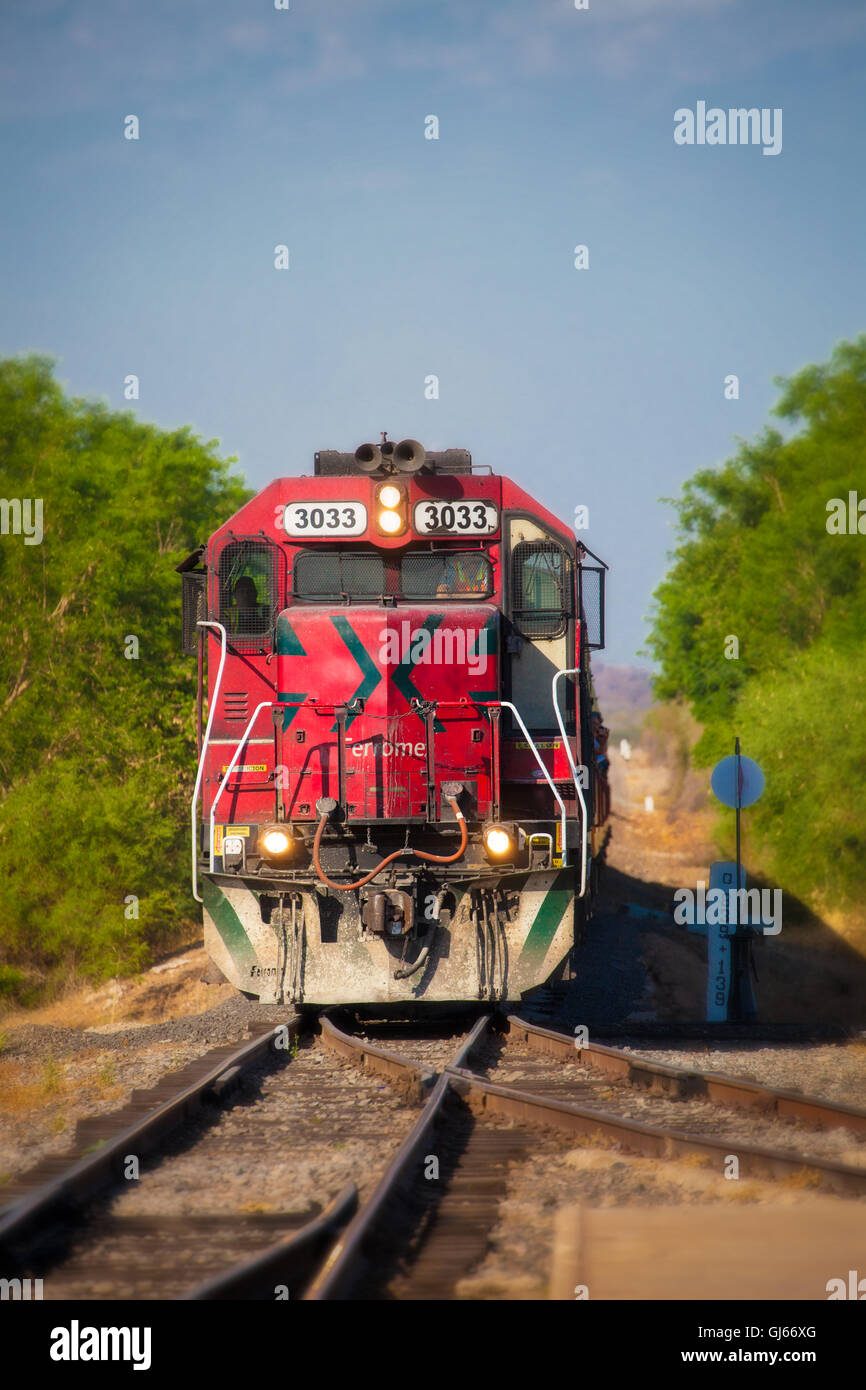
[
  {"x1": 259, "y1": 825, "x2": 293, "y2": 858},
  {"x1": 378, "y1": 508, "x2": 404, "y2": 535},
  {"x1": 484, "y1": 824, "x2": 513, "y2": 858},
  {"x1": 375, "y1": 482, "x2": 407, "y2": 535}
]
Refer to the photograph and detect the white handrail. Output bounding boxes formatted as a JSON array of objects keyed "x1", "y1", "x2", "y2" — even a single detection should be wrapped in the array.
[
  {"x1": 552, "y1": 668, "x2": 590, "y2": 897},
  {"x1": 191, "y1": 621, "x2": 227, "y2": 903},
  {"x1": 499, "y1": 700, "x2": 569, "y2": 869},
  {"x1": 209, "y1": 701, "x2": 278, "y2": 871}
]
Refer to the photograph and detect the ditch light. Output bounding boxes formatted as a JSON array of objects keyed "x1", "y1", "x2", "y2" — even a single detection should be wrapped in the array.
[
  {"x1": 258, "y1": 824, "x2": 295, "y2": 860},
  {"x1": 483, "y1": 823, "x2": 515, "y2": 859}
]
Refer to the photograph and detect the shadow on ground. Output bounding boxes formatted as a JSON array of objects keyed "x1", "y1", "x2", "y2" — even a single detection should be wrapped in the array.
[{"x1": 535, "y1": 846, "x2": 866, "y2": 1037}]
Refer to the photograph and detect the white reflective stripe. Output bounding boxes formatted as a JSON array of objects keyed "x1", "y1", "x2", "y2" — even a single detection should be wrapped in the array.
[
  {"x1": 192, "y1": 621, "x2": 227, "y2": 904},
  {"x1": 208, "y1": 738, "x2": 272, "y2": 745},
  {"x1": 551, "y1": 669, "x2": 589, "y2": 897}
]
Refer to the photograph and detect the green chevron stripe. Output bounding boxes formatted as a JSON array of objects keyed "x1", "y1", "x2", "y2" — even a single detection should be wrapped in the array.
[
  {"x1": 201, "y1": 878, "x2": 259, "y2": 974},
  {"x1": 515, "y1": 870, "x2": 574, "y2": 973},
  {"x1": 275, "y1": 617, "x2": 306, "y2": 729},
  {"x1": 277, "y1": 691, "x2": 307, "y2": 730},
  {"x1": 392, "y1": 614, "x2": 445, "y2": 729},
  {"x1": 275, "y1": 618, "x2": 308, "y2": 729},
  {"x1": 330, "y1": 615, "x2": 382, "y2": 731},
  {"x1": 275, "y1": 615, "x2": 306, "y2": 655},
  {"x1": 468, "y1": 614, "x2": 498, "y2": 706}
]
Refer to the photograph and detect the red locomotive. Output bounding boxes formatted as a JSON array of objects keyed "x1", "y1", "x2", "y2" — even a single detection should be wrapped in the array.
[{"x1": 179, "y1": 437, "x2": 609, "y2": 1005}]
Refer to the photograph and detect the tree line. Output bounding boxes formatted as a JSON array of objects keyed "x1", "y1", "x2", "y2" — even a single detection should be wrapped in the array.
[
  {"x1": 647, "y1": 336, "x2": 866, "y2": 933},
  {"x1": 0, "y1": 355, "x2": 250, "y2": 1003}
]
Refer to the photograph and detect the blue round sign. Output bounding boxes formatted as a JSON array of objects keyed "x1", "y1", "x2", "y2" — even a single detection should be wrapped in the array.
[{"x1": 711, "y1": 754, "x2": 765, "y2": 808}]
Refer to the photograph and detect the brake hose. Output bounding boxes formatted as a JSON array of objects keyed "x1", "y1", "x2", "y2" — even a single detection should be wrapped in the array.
[
  {"x1": 312, "y1": 797, "x2": 467, "y2": 890},
  {"x1": 393, "y1": 890, "x2": 447, "y2": 980},
  {"x1": 415, "y1": 802, "x2": 467, "y2": 862}
]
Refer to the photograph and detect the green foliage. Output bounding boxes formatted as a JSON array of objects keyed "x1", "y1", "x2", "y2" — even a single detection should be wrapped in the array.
[
  {"x1": 726, "y1": 639, "x2": 866, "y2": 910},
  {"x1": 0, "y1": 966, "x2": 25, "y2": 999},
  {"x1": 640, "y1": 699, "x2": 696, "y2": 778},
  {"x1": 0, "y1": 355, "x2": 251, "y2": 1002},
  {"x1": 640, "y1": 699, "x2": 708, "y2": 813},
  {"x1": 647, "y1": 336, "x2": 866, "y2": 916}
]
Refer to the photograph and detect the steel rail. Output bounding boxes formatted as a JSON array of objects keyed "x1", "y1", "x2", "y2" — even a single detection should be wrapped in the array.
[
  {"x1": 304, "y1": 1013, "x2": 493, "y2": 1300},
  {"x1": 0, "y1": 1019, "x2": 300, "y2": 1263},
  {"x1": 318, "y1": 1011, "x2": 437, "y2": 1102},
  {"x1": 206, "y1": 1011, "x2": 866, "y2": 1301},
  {"x1": 189, "y1": 1012, "x2": 490, "y2": 1301},
  {"x1": 444, "y1": 1066, "x2": 866, "y2": 1195},
  {"x1": 302, "y1": 1011, "x2": 866, "y2": 1302},
  {"x1": 183, "y1": 1183, "x2": 359, "y2": 1301},
  {"x1": 505, "y1": 1016, "x2": 866, "y2": 1135}
]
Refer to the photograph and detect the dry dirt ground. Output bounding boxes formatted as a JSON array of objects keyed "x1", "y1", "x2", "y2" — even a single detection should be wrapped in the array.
[{"x1": 0, "y1": 949, "x2": 245, "y2": 1184}]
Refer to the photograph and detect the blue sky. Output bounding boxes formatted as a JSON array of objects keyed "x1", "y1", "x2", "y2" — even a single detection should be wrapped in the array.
[{"x1": 2, "y1": 0, "x2": 865, "y2": 663}]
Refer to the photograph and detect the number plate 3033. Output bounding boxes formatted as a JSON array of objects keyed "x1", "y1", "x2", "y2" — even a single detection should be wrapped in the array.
[
  {"x1": 283, "y1": 502, "x2": 368, "y2": 536},
  {"x1": 414, "y1": 500, "x2": 498, "y2": 534}
]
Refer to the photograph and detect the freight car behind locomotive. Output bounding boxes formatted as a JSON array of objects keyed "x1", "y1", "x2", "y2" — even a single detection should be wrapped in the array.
[{"x1": 179, "y1": 438, "x2": 609, "y2": 1005}]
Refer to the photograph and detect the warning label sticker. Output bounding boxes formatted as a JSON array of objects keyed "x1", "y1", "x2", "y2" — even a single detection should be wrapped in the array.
[{"x1": 214, "y1": 825, "x2": 251, "y2": 853}]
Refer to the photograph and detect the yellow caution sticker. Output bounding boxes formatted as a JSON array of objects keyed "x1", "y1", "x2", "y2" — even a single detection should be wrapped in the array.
[
  {"x1": 553, "y1": 819, "x2": 564, "y2": 867},
  {"x1": 213, "y1": 826, "x2": 250, "y2": 853},
  {"x1": 516, "y1": 740, "x2": 561, "y2": 751},
  {"x1": 221, "y1": 764, "x2": 267, "y2": 774}
]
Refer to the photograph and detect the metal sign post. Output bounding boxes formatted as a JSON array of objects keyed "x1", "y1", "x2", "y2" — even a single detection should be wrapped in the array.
[
  {"x1": 707, "y1": 742, "x2": 766, "y2": 1023},
  {"x1": 735, "y1": 737, "x2": 742, "y2": 925}
]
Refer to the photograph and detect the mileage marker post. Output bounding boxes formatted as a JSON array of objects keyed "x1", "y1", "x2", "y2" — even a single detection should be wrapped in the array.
[{"x1": 707, "y1": 741, "x2": 765, "y2": 1022}]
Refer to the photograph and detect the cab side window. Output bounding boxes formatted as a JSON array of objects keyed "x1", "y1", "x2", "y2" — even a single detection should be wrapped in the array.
[
  {"x1": 217, "y1": 540, "x2": 277, "y2": 646},
  {"x1": 511, "y1": 540, "x2": 572, "y2": 639}
]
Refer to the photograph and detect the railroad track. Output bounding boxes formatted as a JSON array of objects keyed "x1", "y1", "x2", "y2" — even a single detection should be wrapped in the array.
[
  {"x1": 0, "y1": 1023, "x2": 299, "y2": 1259},
  {"x1": 3, "y1": 1012, "x2": 866, "y2": 1300},
  {"x1": 0, "y1": 1012, "x2": 450, "y2": 1299},
  {"x1": 0, "y1": 1017, "x2": 366, "y2": 1298},
  {"x1": 305, "y1": 1012, "x2": 866, "y2": 1298}
]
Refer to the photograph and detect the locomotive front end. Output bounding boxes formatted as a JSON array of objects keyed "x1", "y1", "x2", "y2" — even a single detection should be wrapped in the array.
[{"x1": 181, "y1": 438, "x2": 608, "y2": 1005}]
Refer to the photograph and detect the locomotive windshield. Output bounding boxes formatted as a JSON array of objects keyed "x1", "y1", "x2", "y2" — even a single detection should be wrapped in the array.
[
  {"x1": 401, "y1": 552, "x2": 491, "y2": 598},
  {"x1": 292, "y1": 549, "x2": 492, "y2": 601},
  {"x1": 294, "y1": 551, "x2": 385, "y2": 600}
]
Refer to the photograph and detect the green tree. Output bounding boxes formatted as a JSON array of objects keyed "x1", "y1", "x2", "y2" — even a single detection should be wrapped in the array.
[
  {"x1": 647, "y1": 336, "x2": 866, "y2": 917},
  {"x1": 0, "y1": 355, "x2": 250, "y2": 1001}
]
